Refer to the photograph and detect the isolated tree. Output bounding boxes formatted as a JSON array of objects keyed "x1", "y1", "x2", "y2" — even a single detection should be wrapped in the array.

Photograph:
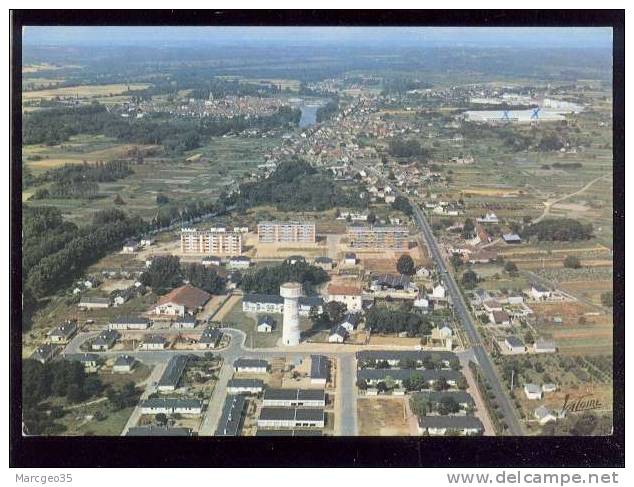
[
  {"x1": 462, "y1": 218, "x2": 475, "y2": 239},
  {"x1": 601, "y1": 291, "x2": 613, "y2": 308},
  {"x1": 461, "y1": 270, "x2": 478, "y2": 290},
  {"x1": 450, "y1": 253, "x2": 464, "y2": 272},
  {"x1": 563, "y1": 255, "x2": 581, "y2": 269},
  {"x1": 504, "y1": 261, "x2": 519, "y2": 276},
  {"x1": 155, "y1": 413, "x2": 168, "y2": 426},
  {"x1": 396, "y1": 254, "x2": 416, "y2": 276}
]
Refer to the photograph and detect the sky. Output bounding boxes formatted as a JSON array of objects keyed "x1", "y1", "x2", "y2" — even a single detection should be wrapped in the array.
[{"x1": 23, "y1": 26, "x2": 613, "y2": 49}]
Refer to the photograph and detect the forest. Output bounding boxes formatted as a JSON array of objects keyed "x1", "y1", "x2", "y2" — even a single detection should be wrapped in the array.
[
  {"x1": 239, "y1": 260, "x2": 330, "y2": 295},
  {"x1": 231, "y1": 159, "x2": 366, "y2": 212}
]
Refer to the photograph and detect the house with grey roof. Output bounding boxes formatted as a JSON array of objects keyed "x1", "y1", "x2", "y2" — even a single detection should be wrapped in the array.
[
  {"x1": 140, "y1": 398, "x2": 203, "y2": 415},
  {"x1": 79, "y1": 296, "x2": 111, "y2": 310},
  {"x1": 533, "y1": 339, "x2": 557, "y2": 354},
  {"x1": 504, "y1": 336, "x2": 526, "y2": 354},
  {"x1": 139, "y1": 334, "x2": 168, "y2": 351},
  {"x1": 257, "y1": 407, "x2": 325, "y2": 429},
  {"x1": 418, "y1": 415, "x2": 483, "y2": 436},
  {"x1": 70, "y1": 353, "x2": 100, "y2": 372},
  {"x1": 310, "y1": 355, "x2": 329, "y2": 385},
  {"x1": 113, "y1": 354, "x2": 136, "y2": 373},
  {"x1": 172, "y1": 315, "x2": 197, "y2": 329},
  {"x1": 234, "y1": 358, "x2": 268, "y2": 374},
  {"x1": 127, "y1": 425, "x2": 193, "y2": 436},
  {"x1": 91, "y1": 330, "x2": 119, "y2": 351},
  {"x1": 523, "y1": 383, "x2": 543, "y2": 400},
  {"x1": 48, "y1": 321, "x2": 78, "y2": 343},
  {"x1": 197, "y1": 326, "x2": 222, "y2": 349},
  {"x1": 227, "y1": 378, "x2": 264, "y2": 395},
  {"x1": 30, "y1": 343, "x2": 59, "y2": 364},
  {"x1": 263, "y1": 389, "x2": 326, "y2": 408},
  {"x1": 257, "y1": 315, "x2": 276, "y2": 333},
  {"x1": 215, "y1": 395, "x2": 246, "y2": 436},
  {"x1": 328, "y1": 325, "x2": 348, "y2": 343},
  {"x1": 157, "y1": 355, "x2": 189, "y2": 392}
]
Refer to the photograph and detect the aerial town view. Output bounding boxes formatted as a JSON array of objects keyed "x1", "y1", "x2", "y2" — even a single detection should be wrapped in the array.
[{"x1": 19, "y1": 26, "x2": 615, "y2": 439}]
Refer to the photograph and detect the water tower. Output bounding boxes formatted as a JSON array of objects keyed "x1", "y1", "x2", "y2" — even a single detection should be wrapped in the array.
[{"x1": 280, "y1": 282, "x2": 302, "y2": 346}]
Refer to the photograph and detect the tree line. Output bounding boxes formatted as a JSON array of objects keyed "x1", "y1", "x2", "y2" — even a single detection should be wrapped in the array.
[
  {"x1": 239, "y1": 260, "x2": 330, "y2": 295},
  {"x1": 365, "y1": 305, "x2": 433, "y2": 337},
  {"x1": 522, "y1": 218, "x2": 593, "y2": 242},
  {"x1": 140, "y1": 255, "x2": 226, "y2": 295},
  {"x1": 230, "y1": 159, "x2": 366, "y2": 212}
]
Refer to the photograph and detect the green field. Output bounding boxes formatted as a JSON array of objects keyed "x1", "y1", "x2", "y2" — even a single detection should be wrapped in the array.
[{"x1": 23, "y1": 135, "x2": 282, "y2": 224}]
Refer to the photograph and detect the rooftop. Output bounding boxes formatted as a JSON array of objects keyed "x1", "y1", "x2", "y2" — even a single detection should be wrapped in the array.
[{"x1": 157, "y1": 284, "x2": 211, "y2": 309}]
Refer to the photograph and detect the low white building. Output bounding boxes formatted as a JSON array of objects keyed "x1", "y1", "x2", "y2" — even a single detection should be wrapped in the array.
[
  {"x1": 113, "y1": 355, "x2": 136, "y2": 373},
  {"x1": 524, "y1": 383, "x2": 543, "y2": 400},
  {"x1": 226, "y1": 378, "x2": 264, "y2": 395}
]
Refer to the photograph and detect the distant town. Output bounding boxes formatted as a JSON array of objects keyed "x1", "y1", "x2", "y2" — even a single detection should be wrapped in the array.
[{"x1": 21, "y1": 28, "x2": 614, "y2": 438}]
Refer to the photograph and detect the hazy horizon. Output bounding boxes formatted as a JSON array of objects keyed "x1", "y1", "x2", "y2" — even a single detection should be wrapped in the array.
[{"x1": 23, "y1": 26, "x2": 613, "y2": 49}]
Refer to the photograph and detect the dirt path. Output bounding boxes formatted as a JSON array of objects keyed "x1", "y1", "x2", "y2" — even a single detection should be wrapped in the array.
[
  {"x1": 63, "y1": 396, "x2": 108, "y2": 411},
  {"x1": 534, "y1": 174, "x2": 610, "y2": 224}
]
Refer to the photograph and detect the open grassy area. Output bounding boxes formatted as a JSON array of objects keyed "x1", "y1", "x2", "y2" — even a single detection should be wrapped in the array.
[
  {"x1": 357, "y1": 398, "x2": 411, "y2": 436},
  {"x1": 23, "y1": 135, "x2": 282, "y2": 225}
]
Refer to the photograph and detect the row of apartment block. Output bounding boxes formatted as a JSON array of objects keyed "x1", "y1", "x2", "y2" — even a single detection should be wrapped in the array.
[{"x1": 180, "y1": 229, "x2": 243, "y2": 255}]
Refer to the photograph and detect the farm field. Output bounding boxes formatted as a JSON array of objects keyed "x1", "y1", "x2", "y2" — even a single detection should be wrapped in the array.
[
  {"x1": 357, "y1": 398, "x2": 411, "y2": 436},
  {"x1": 22, "y1": 83, "x2": 151, "y2": 101},
  {"x1": 23, "y1": 135, "x2": 282, "y2": 224},
  {"x1": 529, "y1": 302, "x2": 612, "y2": 356}
]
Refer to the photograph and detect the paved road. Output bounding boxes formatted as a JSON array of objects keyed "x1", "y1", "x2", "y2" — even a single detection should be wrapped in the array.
[
  {"x1": 337, "y1": 354, "x2": 358, "y2": 435},
  {"x1": 357, "y1": 162, "x2": 523, "y2": 435},
  {"x1": 412, "y1": 198, "x2": 523, "y2": 435},
  {"x1": 120, "y1": 360, "x2": 168, "y2": 435}
]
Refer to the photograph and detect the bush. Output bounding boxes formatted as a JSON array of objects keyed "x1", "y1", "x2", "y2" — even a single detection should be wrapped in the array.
[{"x1": 563, "y1": 255, "x2": 581, "y2": 269}]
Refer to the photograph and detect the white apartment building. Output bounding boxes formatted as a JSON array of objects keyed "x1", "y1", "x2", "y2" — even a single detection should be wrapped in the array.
[
  {"x1": 180, "y1": 228, "x2": 243, "y2": 255},
  {"x1": 257, "y1": 221, "x2": 316, "y2": 244}
]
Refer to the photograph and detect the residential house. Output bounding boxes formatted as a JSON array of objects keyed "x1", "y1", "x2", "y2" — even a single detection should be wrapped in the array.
[
  {"x1": 48, "y1": 321, "x2": 78, "y2": 343},
  {"x1": 298, "y1": 296, "x2": 324, "y2": 316},
  {"x1": 329, "y1": 325, "x2": 349, "y2": 343},
  {"x1": 172, "y1": 315, "x2": 197, "y2": 329},
  {"x1": 534, "y1": 405, "x2": 557, "y2": 425},
  {"x1": 490, "y1": 310, "x2": 511, "y2": 326},
  {"x1": 71, "y1": 353, "x2": 100, "y2": 373},
  {"x1": 263, "y1": 389, "x2": 326, "y2": 408},
  {"x1": 530, "y1": 284, "x2": 552, "y2": 301},
  {"x1": 257, "y1": 408, "x2": 325, "y2": 429},
  {"x1": 197, "y1": 326, "x2": 223, "y2": 349},
  {"x1": 234, "y1": 358, "x2": 268, "y2": 374},
  {"x1": 139, "y1": 334, "x2": 168, "y2": 351},
  {"x1": 314, "y1": 256, "x2": 334, "y2": 271},
  {"x1": 326, "y1": 283, "x2": 363, "y2": 312},
  {"x1": 502, "y1": 233, "x2": 522, "y2": 244},
  {"x1": 157, "y1": 355, "x2": 189, "y2": 392},
  {"x1": 542, "y1": 383, "x2": 558, "y2": 393},
  {"x1": 215, "y1": 395, "x2": 247, "y2": 436},
  {"x1": 108, "y1": 316, "x2": 151, "y2": 331},
  {"x1": 226, "y1": 378, "x2": 264, "y2": 395},
  {"x1": 140, "y1": 398, "x2": 203, "y2": 415},
  {"x1": 418, "y1": 416, "x2": 483, "y2": 436},
  {"x1": 310, "y1": 355, "x2": 329, "y2": 385},
  {"x1": 121, "y1": 239, "x2": 139, "y2": 253},
  {"x1": 257, "y1": 315, "x2": 276, "y2": 333},
  {"x1": 30, "y1": 344, "x2": 58, "y2": 364},
  {"x1": 78, "y1": 297, "x2": 111, "y2": 310},
  {"x1": 504, "y1": 336, "x2": 526, "y2": 354},
  {"x1": 533, "y1": 339, "x2": 557, "y2": 354},
  {"x1": 91, "y1": 330, "x2": 119, "y2": 351},
  {"x1": 113, "y1": 354, "x2": 136, "y2": 373},
  {"x1": 153, "y1": 284, "x2": 211, "y2": 317},
  {"x1": 338, "y1": 313, "x2": 360, "y2": 333},
  {"x1": 524, "y1": 383, "x2": 543, "y2": 400}
]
